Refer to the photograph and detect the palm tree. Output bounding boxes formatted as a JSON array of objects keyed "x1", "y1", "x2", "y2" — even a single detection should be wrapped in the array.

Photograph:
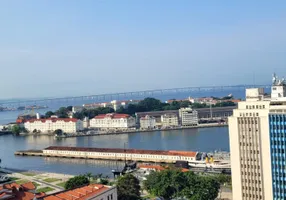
[{"x1": 85, "y1": 172, "x2": 93, "y2": 181}]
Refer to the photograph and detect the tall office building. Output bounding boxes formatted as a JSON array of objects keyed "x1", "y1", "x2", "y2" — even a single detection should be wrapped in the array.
[{"x1": 229, "y1": 74, "x2": 286, "y2": 200}]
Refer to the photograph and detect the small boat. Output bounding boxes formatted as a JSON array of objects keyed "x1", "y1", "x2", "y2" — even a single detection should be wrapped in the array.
[
  {"x1": 189, "y1": 151, "x2": 231, "y2": 171},
  {"x1": 188, "y1": 160, "x2": 231, "y2": 171}
]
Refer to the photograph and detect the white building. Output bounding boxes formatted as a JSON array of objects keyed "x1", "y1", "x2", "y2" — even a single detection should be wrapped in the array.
[
  {"x1": 179, "y1": 108, "x2": 198, "y2": 126},
  {"x1": 44, "y1": 184, "x2": 117, "y2": 200},
  {"x1": 90, "y1": 113, "x2": 136, "y2": 129},
  {"x1": 24, "y1": 117, "x2": 84, "y2": 133},
  {"x1": 140, "y1": 115, "x2": 156, "y2": 129},
  {"x1": 228, "y1": 74, "x2": 286, "y2": 200},
  {"x1": 161, "y1": 114, "x2": 179, "y2": 127}
]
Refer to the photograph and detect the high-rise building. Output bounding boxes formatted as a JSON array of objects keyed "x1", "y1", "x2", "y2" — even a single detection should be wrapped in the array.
[
  {"x1": 229, "y1": 73, "x2": 286, "y2": 200},
  {"x1": 179, "y1": 107, "x2": 198, "y2": 126}
]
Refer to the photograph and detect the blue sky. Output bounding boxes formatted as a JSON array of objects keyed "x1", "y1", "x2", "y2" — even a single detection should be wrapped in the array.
[{"x1": 0, "y1": 0, "x2": 286, "y2": 99}]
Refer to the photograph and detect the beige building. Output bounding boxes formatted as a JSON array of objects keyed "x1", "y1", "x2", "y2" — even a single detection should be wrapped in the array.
[
  {"x1": 140, "y1": 115, "x2": 156, "y2": 129},
  {"x1": 229, "y1": 74, "x2": 286, "y2": 200},
  {"x1": 90, "y1": 113, "x2": 136, "y2": 129},
  {"x1": 24, "y1": 117, "x2": 84, "y2": 133},
  {"x1": 179, "y1": 107, "x2": 198, "y2": 126},
  {"x1": 161, "y1": 114, "x2": 179, "y2": 127}
]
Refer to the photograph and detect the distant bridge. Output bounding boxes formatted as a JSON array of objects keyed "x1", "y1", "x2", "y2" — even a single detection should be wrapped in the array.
[{"x1": 0, "y1": 84, "x2": 270, "y2": 107}]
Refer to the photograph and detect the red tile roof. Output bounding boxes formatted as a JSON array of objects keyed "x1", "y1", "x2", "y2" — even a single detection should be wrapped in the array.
[
  {"x1": 45, "y1": 146, "x2": 197, "y2": 157},
  {"x1": 21, "y1": 182, "x2": 36, "y2": 191},
  {"x1": 43, "y1": 184, "x2": 109, "y2": 200},
  {"x1": 26, "y1": 118, "x2": 78, "y2": 123},
  {"x1": 0, "y1": 182, "x2": 43, "y2": 200},
  {"x1": 94, "y1": 113, "x2": 130, "y2": 119}
]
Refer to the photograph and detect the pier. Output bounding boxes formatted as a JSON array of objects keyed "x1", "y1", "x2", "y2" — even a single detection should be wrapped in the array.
[{"x1": 15, "y1": 146, "x2": 198, "y2": 164}]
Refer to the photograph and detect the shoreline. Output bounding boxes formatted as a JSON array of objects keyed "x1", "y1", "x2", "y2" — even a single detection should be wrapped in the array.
[
  {"x1": 3, "y1": 123, "x2": 228, "y2": 138},
  {"x1": 56, "y1": 123, "x2": 228, "y2": 138}
]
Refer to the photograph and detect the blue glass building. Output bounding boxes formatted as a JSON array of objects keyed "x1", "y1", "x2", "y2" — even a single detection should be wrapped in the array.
[{"x1": 270, "y1": 114, "x2": 286, "y2": 200}]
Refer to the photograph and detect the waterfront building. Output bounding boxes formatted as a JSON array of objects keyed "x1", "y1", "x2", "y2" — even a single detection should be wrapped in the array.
[
  {"x1": 135, "y1": 110, "x2": 179, "y2": 126},
  {"x1": 43, "y1": 146, "x2": 198, "y2": 163},
  {"x1": 179, "y1": 108, "x2": 198, "y2": 126},
  {"x1": 24, "y1": 117, "x2": 84, "y2": 133},
  {"x1": 161, "y1": 113, "x2": 179, "y2": 127},
  {"x1": 43, "y1": 184, "x2": 117, "y2": 200},
  {"x1": 228, "y1": 74, "x2": 286, "y2": 200},
  {"x1": 89, "y1": 113, "x2": 136, "y2": 129},
  {"x1": 139, "y1": 115, "x2": 156, "y2": 129}
]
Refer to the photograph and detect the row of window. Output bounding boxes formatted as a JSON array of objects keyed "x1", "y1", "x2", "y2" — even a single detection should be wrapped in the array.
[
  {"x1": 242, "y1": 171, "x2": 261, "y2": 176},
  {"x1": 246, "y1": 105, "x2": 265, "y2": 109},
  {"x1": 242, "y1": 186, "x2": 262, "y2": 192},
  {"x1": 45, "y1": 150, "x2": 194, "y2": 160},
  {"x1": 242, "y1": 193, "x2": 262, "y2": 199},
  {"x1": 242, "y1": 179, "x2": 261, "y2": 184}
]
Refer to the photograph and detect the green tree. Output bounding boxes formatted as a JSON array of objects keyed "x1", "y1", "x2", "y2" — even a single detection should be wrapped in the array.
[
  {"x1": 54, "y1": 129, "x2": 63, "y2": 135},
  {"x1": 45, "y1": 111, "x2": 54, "y2": 118},
  {"x1": 144, "y1": 170, "x2": 186, "y2": 200},
  {"x1": 67, "y1": 106, "x2": 73, "y2": 112},
  {"x1": 144, "y1": 170, "x2": 220, "y2": 200},
  {"x1": 73, "y1": 112, "x2": 85, "y2": 120},
  {"x1": 116, "y1": 106, "x2": 127, "y2": 114},
  {"x1": 138, "y1": 98, "x2": 163, "y2": 111},
  {"x1": 55, "y1": 107, "x2": 69, "y2": 118},
  {"x1": 117, "y1": 174, "x2": 141, "y2": 200},
  {"x1": 65, "y1": 175, "x2": 90, "y2": 190},
  {"x1": 180, "y1": 101, "x2": 190, "y2": 108},
  {"x1": 85, "y1": 172, "x2": 93, "y2": 181},
  {"x1": 10, "y1": 125, "x2": 27, "y2": 135}
]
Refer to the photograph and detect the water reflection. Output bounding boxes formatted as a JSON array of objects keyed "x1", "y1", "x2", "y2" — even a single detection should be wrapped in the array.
[{"x1": 0, "y1": 127, "x2": 229, "y2": 175}]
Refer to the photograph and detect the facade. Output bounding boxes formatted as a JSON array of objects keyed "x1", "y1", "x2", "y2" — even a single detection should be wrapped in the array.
[
  {"x1": 228, "y1": 74, "x2": 286, "y2": 200},
  {"x1": 43, "y1": 146, "x2": 198, "y2": 163},
  {"x1": 196, "y1": 106, "x2": 236, "y2": 120},
  {"x1": 179, "y1": 108, "x2": 198, "y2": 126},
  {"x1": 140, "y1": 115, "x2": 156, "y2": 129},
  {"x1": 43, "y1": 184, "x2": 117, "y2": 200},
  {"x1": 24, "y1": 118, "x2": 84, "y2": 133},
  {"x1": 161, "y1": 114, "x2": 179, "y2": 127},
  {"x1": 89, "y1": 113, "x2": 136, "y2": 129}
]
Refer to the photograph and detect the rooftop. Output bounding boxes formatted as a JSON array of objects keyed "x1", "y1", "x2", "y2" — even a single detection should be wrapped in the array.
[
  {"x1": 43, "y1": 184, "x2": 110, "y2": 200},
  {"x1": 94, "y1": 113, "x2": 131, "y2": 119},
  {"x1": 25, "y1": 118, "x2": 78, "y2": 123},
  {"x1": 0, "y1": 182, "x2": 44, "y2": 200},
  {"x1": 44, "y1": 146, "x2": 197, "y2": 157}
]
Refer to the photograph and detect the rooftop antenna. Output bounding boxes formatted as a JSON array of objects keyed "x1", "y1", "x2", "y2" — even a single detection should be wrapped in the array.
[{"x1": 253, "y1": 72, "x2": 256, "y2": 86}]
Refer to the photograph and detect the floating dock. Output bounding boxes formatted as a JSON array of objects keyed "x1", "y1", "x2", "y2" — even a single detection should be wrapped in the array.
[{"x1": 15, "y1": 146, "x2": 198, "y2": 163}]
